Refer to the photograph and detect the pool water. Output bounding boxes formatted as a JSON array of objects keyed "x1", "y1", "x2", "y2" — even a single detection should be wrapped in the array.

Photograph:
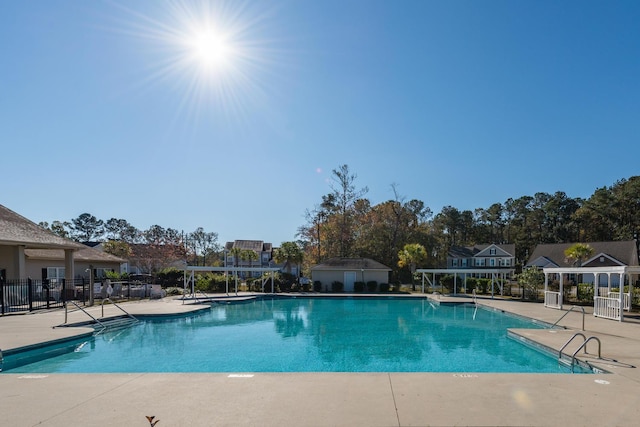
[{"x1": 2, "y1": 298, "x2": 589, "y2": 373}]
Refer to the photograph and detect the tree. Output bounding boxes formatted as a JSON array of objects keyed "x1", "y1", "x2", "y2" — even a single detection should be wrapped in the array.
[
  {"x1": 564, "y1": 243, "x2": 594, "y2": 267},
  {"x1": 39, "y1": 220, "x2": 72, "y2": 239},
  {"x1": 71, "y1": 213, "x2": 104, "y2": 242},
  {"x1": 188, "y1": 227, "x2": 220, "y2": 266},
  {"x1": 330, "y1": 164, "x2": 369, "y2": 257},
  {"x1": 517, "y1": 266, "x2": 545, "y2": 301},
  {"x1": 105, "y1": 218, "x2": 139, "y2": 242},
  {"x1": 397, "y1": 243, "x2": 428, "y2": 291},
  {"x1": 274, "y1": 241, "x2": 304, "y2": 276},
  {"x1": 103, "y1": 240, "x2": 132, "y2": 259},
  {"x1": 131, "y1": 225, "x2": 187, "y2": 274}
]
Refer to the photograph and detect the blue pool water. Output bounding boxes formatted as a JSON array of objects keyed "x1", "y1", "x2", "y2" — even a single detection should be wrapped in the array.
[{"x1": 2, "y1": 298, "x2": 587, "y2": 373}]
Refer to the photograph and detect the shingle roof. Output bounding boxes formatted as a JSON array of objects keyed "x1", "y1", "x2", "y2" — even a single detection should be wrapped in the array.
[
  {"x1": 311, "y1": 258, "x2": 391, "y2": 271},
  {"x1": 25, "y1": 246, "x2": 125, "y2": 263},
  {"x1": 0, "y1": 204, "x2": 85, "y2": 250},
  {"x1": 225, "y1": 240, "x2": 271, "y2": 252},
  {"x1": 449, "y1": 244, "x2": 516, "y2": 258},
  {"x1": 527, "y1": 241, "x2": 639, "y2": 267}
]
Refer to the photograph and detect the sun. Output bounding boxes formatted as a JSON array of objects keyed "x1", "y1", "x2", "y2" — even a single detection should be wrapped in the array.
[
  {"x1": 189, "y1": 29, "x2": 233, "y2": 69},
  {"x1": 111, "y1": 0, "x2": 276, "y2": 124}
]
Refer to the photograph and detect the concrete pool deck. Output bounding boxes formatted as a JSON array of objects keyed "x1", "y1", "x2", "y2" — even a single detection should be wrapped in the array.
[{"x1": 1, "y1": 294, "x2": 639, "y2": 426}]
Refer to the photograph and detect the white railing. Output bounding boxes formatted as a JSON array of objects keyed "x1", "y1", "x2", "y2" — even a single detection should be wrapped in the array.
[
  {"x1": 544, "y1": 291, "x2": 562, "y2": 309},
  {"x1": 594, "y1": 297, "x2": 621, "y2": 320},
  {"x1": 607, "y1": 292, "x2": 631, "y2": 310}
]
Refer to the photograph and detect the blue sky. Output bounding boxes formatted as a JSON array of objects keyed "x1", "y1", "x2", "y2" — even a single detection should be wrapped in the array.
[{"x1": 2, "y1": 0, "x2": 639, "y2": 247}]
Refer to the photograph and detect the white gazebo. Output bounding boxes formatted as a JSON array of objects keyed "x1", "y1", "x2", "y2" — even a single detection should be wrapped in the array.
[
  {"x1": 183, "y1": 265, "x2": 281, "y2": 297},
  {"x1": 416, "y1": 268, "x2": 514, "y2": 297},
  {"x1": 542, "y1": 266, "x2": 640, "y2": 322}
]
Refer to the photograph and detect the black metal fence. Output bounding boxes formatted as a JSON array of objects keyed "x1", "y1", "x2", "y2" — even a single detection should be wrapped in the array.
[
  {"x1": 0, "y1": 278, "x2": 162, "y2": 315},
  {"x1": 0, "y1": 278, "x2": 77, "y2": 314}
]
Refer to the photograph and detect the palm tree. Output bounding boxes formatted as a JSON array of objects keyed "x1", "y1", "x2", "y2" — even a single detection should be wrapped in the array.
[
  {"x1": 564, "y1": 243, "x2": 594, "y2": 267},
  {"x1": 564, "y1": 243, "x2": 594, "y2": 287},
  {"x1": 274, "y1": 241, "x2": 304, "y2": 277},
  {"x1": 397, "y1": 243, "x2": 428, "y2": 291},
  {"x1": 240, "y1": 249, "x2": 258, "y2": 283}
]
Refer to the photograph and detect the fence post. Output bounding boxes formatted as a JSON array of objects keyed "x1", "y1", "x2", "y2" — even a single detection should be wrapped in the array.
[
  {"x1": 61, "y1": 278, "x2": 67, "y2": 303},
  {"x1": 44, "y1": 279, "x2": 50, "y2": 309},
  {"x1": 0, "y1": 277, "x2": 5, "y2": 315},
  {"x1": 28, "y1": 278, "x2": 34, "y2": 312}
]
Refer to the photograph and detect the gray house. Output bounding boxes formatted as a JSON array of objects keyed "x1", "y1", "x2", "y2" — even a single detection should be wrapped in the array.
[
  {"x1": 311, "y1": 258, "x2": 391, "y2": 292},
  {"x1": 0, "y1": 204, "x2": 85, "y2": 282},
  {"x1": 527, "y1": 240, "x2": 640, "y2": 285},
  {"x1": 447, "y1": 243, "x2": 516, "y2": 278}
]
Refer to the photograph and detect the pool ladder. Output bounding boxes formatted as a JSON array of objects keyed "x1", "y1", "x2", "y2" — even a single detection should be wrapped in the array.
[
  {"x1": 61, "y1": 300, "x2": 138, "y2": 333},
  {"x1": 558, "y1": 332, "x2": 602, "y2": 373}
]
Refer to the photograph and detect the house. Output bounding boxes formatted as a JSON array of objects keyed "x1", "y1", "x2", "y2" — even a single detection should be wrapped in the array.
[
  {"x1": 24, "y1": 246, "x2": 125, "y2": 282},
  {"x1": 527, "y1": 240, "x2": 640, "y2": 286},
  {"x1": 0, "y1": 204, "x2": 85, "y2": 282},
  {"x1": 224, "y1": 240, "x2": 275, "y2": 277},
  {"x1": 311, "y1": 258, "x2": 391, "y2": 292},
  {"x1": 448, "y1": 244, "x2": 516, "y2": 276}
]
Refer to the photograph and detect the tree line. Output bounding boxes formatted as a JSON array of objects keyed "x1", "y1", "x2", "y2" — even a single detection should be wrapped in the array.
[
  {"x1": 38, "y1": 216, "x2": 220, "y2": 270},
  {"x1": 297, "y1": 165, "x2": 640, "y2": 283},
  {"x1": 39, "y1": 167, "x2": 640, "y2": 283}
]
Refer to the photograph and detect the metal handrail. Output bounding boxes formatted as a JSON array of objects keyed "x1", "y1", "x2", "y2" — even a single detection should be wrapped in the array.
[
  {"x1": 571, "y1": 337, "x2": 602, "y2": 372},
  {"x1": 558, "y1": 332, "x2": 586, "y2": 359},
  {"x1": 472, "y1": 289, "x2": 478, "y2": 306},
  {"x1": 552, "y1": 305, "x2": 585, "y2": 331},
  {"x1": 101, "y1": 298, "x2": 137, "y2": 321},
  {"x1": 64, "y1": 301, "x2": 105, "y2": 328}
]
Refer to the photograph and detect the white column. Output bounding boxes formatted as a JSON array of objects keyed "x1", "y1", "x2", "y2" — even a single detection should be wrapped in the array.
[
  {"x1": 64, "y1": 249, "x2": 75, "y2": 296},
  {"x1": 559, "y1": 274, "x2": 564, "y2": 309},
  {"x1": 619, "y1": 272, "x2": 624, "y2": 321},
  {"x1": 14, "y1": 245, "x2": 26, "y2": 279}
]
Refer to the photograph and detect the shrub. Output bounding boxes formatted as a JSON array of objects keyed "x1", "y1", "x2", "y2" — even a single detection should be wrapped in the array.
[
  {"x1": 157, "y1": 267, "x2": 183, "y2": 287},
  {"x1": 194, "y1": 273, "x2": 228, "y2": 293},
  {"x1": 577, "y1": 283, "x2": 594, "y2": 302},
  {"x1": 313, "y1": 281, "x2": 322, "y2": 292},
  {"x1": 366, "y1": 281, "x2": 377, "y2": 292},
  {"x1": 331, "y1": 281, "x2": 344, "y2": 292},
  {"x1": 354, "y1": 281, "x2": 365, "y2": 292},
  {"x1": 379, "y1": 283, "x2": 390, "y2": 292}
]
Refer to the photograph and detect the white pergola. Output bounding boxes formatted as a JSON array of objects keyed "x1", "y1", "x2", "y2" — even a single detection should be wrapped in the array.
[
  {"x1": 542, "y1": 266, "x2": 640, "y2": 322},
  {"x1": 183, "y1": 266, "x2": 281, "y2": 297},
  {"x1": 415, "y1": 268, "x2": 514, "y2": 297}
]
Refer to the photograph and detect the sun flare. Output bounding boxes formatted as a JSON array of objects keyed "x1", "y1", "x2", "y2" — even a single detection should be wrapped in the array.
[
  {"x1": 189, "y1": 28, "x2": 234, "y2": 70},
  {"x1": 113, "y1": 0, "x2": 277, "y2": 123}
]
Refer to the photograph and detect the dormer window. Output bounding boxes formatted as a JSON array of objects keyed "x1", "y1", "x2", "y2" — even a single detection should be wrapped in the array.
[{"x1": 489, "y1": 248, "x2": 496, "y2": 255}]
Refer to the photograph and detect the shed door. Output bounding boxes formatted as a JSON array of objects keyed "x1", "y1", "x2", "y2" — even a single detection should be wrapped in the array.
[{"x1": 344, "y1": 271, "x2": 356, "y2": 292}]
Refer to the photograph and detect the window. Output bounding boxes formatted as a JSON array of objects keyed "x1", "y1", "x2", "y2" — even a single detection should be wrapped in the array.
[
  {"x1": 46, "y1": 267, "x2": 65, "y2": 283},
  {"x1": 452, "y1": 259, "x2": 458, "y2": 266},
  {"x1": 490, "y1": 248, "x2": 496, "y2": 255},
  {"x1": 462, "y1": 259, "x2": 467, "y2": 266},
  {"x1": 490, "y1": 259, "x2": 495, "y2": 267}
]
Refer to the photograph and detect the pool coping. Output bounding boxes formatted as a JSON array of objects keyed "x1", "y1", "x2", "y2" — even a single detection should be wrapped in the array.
[{"x1": 2, "y1": 295, "x2": 640, "y2": 426}]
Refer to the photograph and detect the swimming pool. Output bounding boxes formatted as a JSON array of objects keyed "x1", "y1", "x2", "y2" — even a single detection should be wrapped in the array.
[{"x1": 2, "y1": 297, "x2": 589, "y2": 373}]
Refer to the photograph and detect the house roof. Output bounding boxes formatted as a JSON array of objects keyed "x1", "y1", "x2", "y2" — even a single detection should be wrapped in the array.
[
  {"x1": 527, "y1": 241, "x2": 639, "y2": 268},
  {"x1": 225, "y1": 240, "x2": 272, "y2": 252},
  {"x1": 25, "y1": 245, "x2": 126, "y2": 264},
  {"x1": 449, "y1": 244, "x2": 516, "y2": 258},
  {"x1": 311, "y1": 258, "x2": 391, "y2": 271},
  {"x1": 0, "y1": 204, "x2": 85, "y2": 250}
]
